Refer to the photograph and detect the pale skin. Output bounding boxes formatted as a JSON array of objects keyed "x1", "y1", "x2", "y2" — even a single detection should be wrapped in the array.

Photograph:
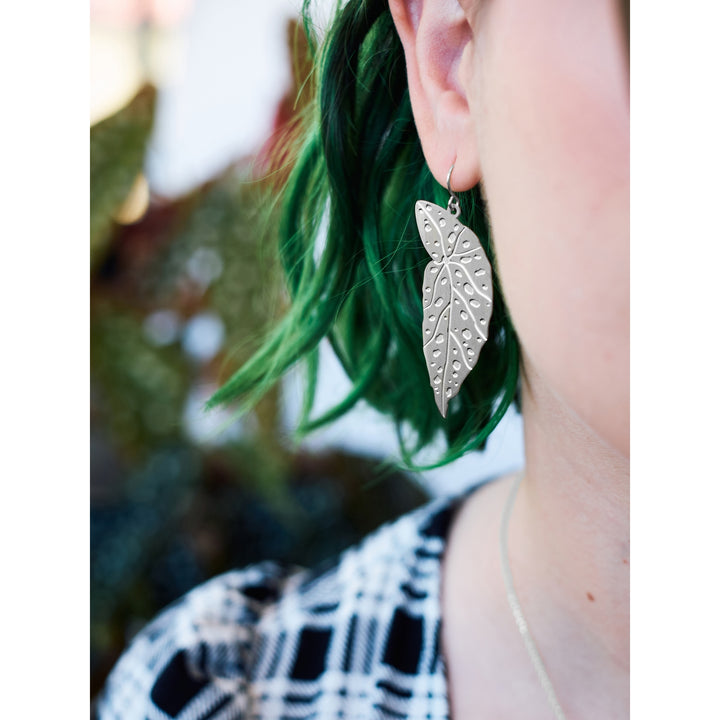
[{"x1": 389, "y1": 0, "x2": 629, "y2": 717}]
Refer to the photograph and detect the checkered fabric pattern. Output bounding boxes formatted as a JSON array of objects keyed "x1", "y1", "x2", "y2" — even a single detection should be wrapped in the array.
[{"x1": 96, "y1": 495, "x2": 463, "y2": 720}]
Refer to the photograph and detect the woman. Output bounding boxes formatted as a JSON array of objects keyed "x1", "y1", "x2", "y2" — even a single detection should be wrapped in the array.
[{"x1": 97, "y1": 0, "x2": 629, "y2": 717}]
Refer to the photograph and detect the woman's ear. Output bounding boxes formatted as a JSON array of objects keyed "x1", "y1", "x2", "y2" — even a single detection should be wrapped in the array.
[{"x1": 388, "y1": 0, "x2": 481, "y2": 191}]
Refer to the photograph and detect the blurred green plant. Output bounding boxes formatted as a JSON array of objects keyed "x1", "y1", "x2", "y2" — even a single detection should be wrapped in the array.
[{"x1": 91, "y1": 85, "x2": 156, "y2": 269}]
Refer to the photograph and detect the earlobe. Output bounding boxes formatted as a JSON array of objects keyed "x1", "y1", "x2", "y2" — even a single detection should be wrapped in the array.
[{"x1": 388, "y1": 0, "x2": 481, "y2": 191}]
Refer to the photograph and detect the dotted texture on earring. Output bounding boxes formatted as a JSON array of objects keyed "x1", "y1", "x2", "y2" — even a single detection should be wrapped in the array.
[{"x1": 415, "y1": 200, "x2": 494, "y2": 417}]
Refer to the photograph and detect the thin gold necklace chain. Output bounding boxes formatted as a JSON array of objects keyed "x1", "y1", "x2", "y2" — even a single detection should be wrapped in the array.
[{"x1": 499, "y1": 471, "x2": 569, "y2": 720}]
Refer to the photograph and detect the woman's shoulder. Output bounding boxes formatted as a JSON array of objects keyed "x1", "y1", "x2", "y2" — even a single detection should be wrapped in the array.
[{"x1": 95, "y1": 494, "x2": 461, "y2": 720}]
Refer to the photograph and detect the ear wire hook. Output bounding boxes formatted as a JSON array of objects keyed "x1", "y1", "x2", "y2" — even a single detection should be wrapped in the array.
[{"x1": 446, "y1": 163, "x2": 460, "y2": 217}]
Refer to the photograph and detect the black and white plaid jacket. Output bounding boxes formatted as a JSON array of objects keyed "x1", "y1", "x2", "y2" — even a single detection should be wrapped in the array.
[{"x1": 97, "y1": 493, "x2": 466, "y2": 720}]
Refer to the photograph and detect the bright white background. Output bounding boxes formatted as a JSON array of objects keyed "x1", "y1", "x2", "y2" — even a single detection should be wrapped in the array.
[{"x1": 2, "y1": 1, "x2": 720, "y2": 717}]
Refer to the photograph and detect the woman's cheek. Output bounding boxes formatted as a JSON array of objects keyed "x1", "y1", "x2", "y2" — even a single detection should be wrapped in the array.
[{"x1": 471, "y1": 0, "x2": 629, "y2": 452}]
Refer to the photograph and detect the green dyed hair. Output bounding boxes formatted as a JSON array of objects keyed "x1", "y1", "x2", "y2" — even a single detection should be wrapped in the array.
[{"x1": 208, "y1": 0, "x2": 519, "y2": 468}]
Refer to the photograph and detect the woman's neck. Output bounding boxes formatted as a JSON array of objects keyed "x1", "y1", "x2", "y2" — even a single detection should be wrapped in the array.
[
  {"x1": 515, "y1": 369, "x2": 630, "y2": 673},
  {"x1": 441, "y1": 366, "x2": 629, "y2": 719}
]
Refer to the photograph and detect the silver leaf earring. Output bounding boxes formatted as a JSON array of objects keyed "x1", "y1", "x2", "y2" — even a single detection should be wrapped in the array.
[{"x1": 415, "y1": 164, "x2": 494, "y2": 417}]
